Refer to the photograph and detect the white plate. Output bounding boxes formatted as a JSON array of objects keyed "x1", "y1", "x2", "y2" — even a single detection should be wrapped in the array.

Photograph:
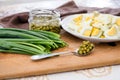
[{"x1": 61, "y1": 14, "x2": 120, "y2": 43}]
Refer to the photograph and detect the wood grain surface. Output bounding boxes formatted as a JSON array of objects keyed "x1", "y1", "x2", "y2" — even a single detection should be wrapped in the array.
[{"x1": 0, "y1": 30, "x2": 120, "y2": 79}]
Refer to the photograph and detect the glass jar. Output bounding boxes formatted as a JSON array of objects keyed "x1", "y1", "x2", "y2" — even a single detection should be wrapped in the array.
[{"x1": 28, "y1": 9, "x2": 61, "y2": 33}]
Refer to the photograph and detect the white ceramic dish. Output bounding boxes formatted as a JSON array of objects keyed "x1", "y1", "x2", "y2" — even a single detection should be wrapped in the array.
[{"x1": 61, "y1": 14, "x2": 120, "y2": 43}]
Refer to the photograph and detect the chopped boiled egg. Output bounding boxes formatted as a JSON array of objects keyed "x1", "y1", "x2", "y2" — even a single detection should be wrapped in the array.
[
  {"x1": 82, "y1": 29, "x2": 92, "y2": 37},
  {"x1": 100, "y1": 24, "x2": 110, "y2": 32},
  {"x1": 93, "y1": 11, "x2": 100, "y2": 17},
  {"x1": 91, "y1": 21, "x2": 103, "y2": 28},
  {"x1": 94, "y1": 14, "x2": 112, "y2": 25},
  {"x1": 111, "y1": 16, "x2": 120, "y2": 31},
  {"x1": 73, "y1": 15, "x2": 83, "y2": 26},
  {"x1": 80, "y1": 27, "x2": 92, "y2": 37},
  {"x1": 77, "y1": 20, "x2": 92, "y2": 35},
  {"x1": 77, "y1": 25, "x2": 83, "y2": 32},
  {"x1": 116, "y1": 18, "x2": 120, "y2": 26},
  {"x1": 111, "y1": 16, "x2": 117, "y2": 24},
  {"x1": 68, "y1": 11, "x2": 120, "y2": 39},
  {"x1": 83, "y1": 14, "x2": 93, "y2": 24},
  {"x1": 86, "y1": 17, "x2": 91, "y2": 21},
  {"x1": 104, "y1": 25, "x2": 119, "y2": 38},
  {"x1": 90, "y1": 27, "x2": 102, "y2": 38}
]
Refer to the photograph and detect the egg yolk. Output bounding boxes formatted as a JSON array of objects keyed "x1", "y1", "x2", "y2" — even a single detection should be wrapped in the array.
[
  {"x1": 91, "y1": 27, "x2": 100, "y2": 36},
  {"x1": 83, "y1": 30, "x2": 91, "y2": 36},
  {"x1": 116, "y1": 18, "x2": 120, "y2": 26},
  {"x1": 73, "y1": 15, "x2": 83, "y2": 26},
  {"x1": 75, "y1": 22, "x2": 81, "y2": 26},
  {"x1": 107, "y1": 26, "x2": 117, "y2": 36},
  {"x1": 86, "y1": 17, "x2": 91, "y2": 21}
]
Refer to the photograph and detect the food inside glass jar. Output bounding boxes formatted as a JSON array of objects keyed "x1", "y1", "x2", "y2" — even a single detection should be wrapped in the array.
[{"x1": 29, "y1": 9, "x2": 61, "y2": 33}]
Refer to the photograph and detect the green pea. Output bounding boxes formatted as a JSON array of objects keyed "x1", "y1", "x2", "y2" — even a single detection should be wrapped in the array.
[
  {"x1": 84, "y1": 47, "x2": 87, "y2": 50},
  {"x1": 86, "y1": 49, "x2": 90, "y2": 52},
  {"x1": 78, "y1": 50, "x2": 83, "y2": 54}
]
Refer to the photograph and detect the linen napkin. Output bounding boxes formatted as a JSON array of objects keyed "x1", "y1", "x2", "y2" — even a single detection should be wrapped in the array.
[{"x1": 0, "y1": 1, "x2": 120, "y2": 29}]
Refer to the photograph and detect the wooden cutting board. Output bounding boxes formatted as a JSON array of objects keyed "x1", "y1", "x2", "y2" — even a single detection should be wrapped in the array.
[{"x1": 0, "y1": 30, "x2": 120, "y2": 79}]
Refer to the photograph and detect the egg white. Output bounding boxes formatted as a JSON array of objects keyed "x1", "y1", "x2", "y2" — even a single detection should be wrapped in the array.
[
  {"x1": 104, "y1": 25, "x2": 119, "y2": 39},
  {"x1": 80, "y1": 26, "x2": 92, "y2": 37},
  {"x1": 94, "y1": 14, "x2": 112, "y2": 25},
  {"x1": 67, "y1": 21, "x2": 78, "y2": 32}
]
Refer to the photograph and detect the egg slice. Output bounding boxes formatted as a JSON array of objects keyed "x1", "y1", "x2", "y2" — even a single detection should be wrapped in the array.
[
  {"x1": 115, "y1": 17, "x2": 120, "y2": 31},
  {"x1": 100, "y1": 24, "x2": 110, "y2": 32},
  {"x1": 83, "y1": 29, "x2": 91, "y2": 36},
  {"x1": 67, "y1": 22, "x2": 79, "y2": 32},
  {"x1": 111, "y1": 16, "x2": 117, "y2": 24},
  {"x1": 115, "y1": 18, "x2": 120, "y2": 26},
  {"x1": 81, "y1": 27, "x2": 92, "y2": 37},
  {"x1": 73, "y1": 15, "x2": 83, "y2": 26},
  {"x1": 104, "y1": 25, "x2": 119, "y2": 39},
  {"x1": 82, "y1": 13, "x2": 94, "y2": 24},
  {"x1": 94, "y1": 14, "x2": 112, "y2": 25},
  {"x1": 90, "y1": 27, "x2": 102, "y2": 38},
  {"x1": 91, "y1": 21, "x2": 103, "y2": 28},
  {"x1": 77, "y1": 25, "x2": 83, "y2": 33},
  {"x1": 93, "y1": 11, "x2": 100, "y2": 17}
]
